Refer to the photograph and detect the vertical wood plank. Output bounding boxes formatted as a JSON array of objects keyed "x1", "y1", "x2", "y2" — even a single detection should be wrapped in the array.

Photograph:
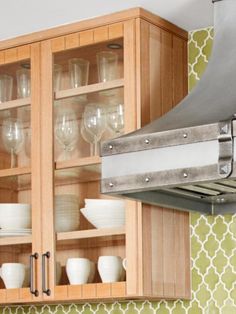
[
  {"x1": 65, "y1": 33, "x2": 80, "y2": 50},
  {"x1": 17, "y1": 45, "x2": 31, "y2": 61},
  {"x1": 138, "y1": 19, "x2": 150, "y2": 127},
  {"x1": 163, "y1": 208, "x2": 175, "y2": 297},
  {"x1": 4, "y1": 48, "x2": 18, "y2": 63},
  {"x1": 41, "y1": 40, "x2": 56, "y2": 300},
  {"x1": 108, "y1": 23, "x2": 124, "y2": 39},
  {"x1": 0, "y1": 289, "x2": 6, "y2": 303},
  {"x1": 96, "y1": 283, "x2": 111, "y2": 298},
  {"x1": 82, "y1": 284, "x2": 96, "y2": 299},
  {"x1": 111, "y1": 282, "x2": 126, "y2": 297},
  {"x1": 94, "y1": 26, "x2": 109, "y2": 43},
  {"x1": 79, "y1": 30, "x2": 94, "y2": 46},
  {"x1": 184, "y1": 212, "x2": 191, "y2": 299},
  {"x1": 51, "y1": 37, "x2": 65, "y2": 52},
  {"x1": 161, "y1": 30, "x2": 173, "y2": 114},
  {"x1": 0, "y1": 51, "x2": 4, "y2": 65},
  {"x1": 125, "y1": 200, "x2": 140, "y2": 296},
  {"x1": 174, "y1": 211, "x2": 186, "y2": 297},
  {"x1": 68, "y1": 285, "x2": 82, "y2": 299},
  {"x1": 124, "y1": 19, "x2": 137, "y2": 134},
  {"x1": 151, "y1": 206, "x2": 164, "y2": 297},
  {"x1": 142, "y1": 205, "x2": 152, "y2": 295},
  {"x1": 6, "y1": 289, "x2": 19, "y2": 303},
  {"x1": 31, "y1": 42, "x2": 43, "y2": 301},
  {"x1": 149, "y1": 25, "x2": 162, "y2": 120},
  {"x1": 173, "y1": 36, "x2": 184, "y2": 106}
]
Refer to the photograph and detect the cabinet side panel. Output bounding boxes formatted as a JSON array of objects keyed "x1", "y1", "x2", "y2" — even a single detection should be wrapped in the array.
[{"x1": 137, "y1": 19, "x2": 190, "y2": 299}]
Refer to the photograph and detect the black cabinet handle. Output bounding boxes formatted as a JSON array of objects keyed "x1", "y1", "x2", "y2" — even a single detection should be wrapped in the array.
[
  {"x1": 30, "y1": 253, "x2": 39, "y2": 297},
  {"x1": 42, "y1": 251, "x2": 51, "y2": 296}
]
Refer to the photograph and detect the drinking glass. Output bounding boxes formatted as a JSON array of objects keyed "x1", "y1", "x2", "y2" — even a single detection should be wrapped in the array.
[
  {"x1": 97, "y1": 51, "x2": 119, "y2": 82},
  {"x1": 2, "y1": 118, "x2": 25, "y2": 168},
  {"x1": 16, "y1": 69, "x2": 31, "y2": 98},
  {"x1": 54, "y1": 64, "x2": 63, "y2": 92},
  {"x1": 54, "y1": 109, "x2": 79, "y2": 160},
  {"x1": 80, "y1": 118, "x2": 96, "y2": 156},
  {"x1": 83, "y1": 103, "x2": 106, "y2": 156},
  {"x1": 0, "y1": 75, "x2": 13, "y2": 103},
  {"x1": 107, "y1": 103, "x2": 124, "y2": 136},
  {"x1": 69, "y1": 58, "x2": 89, "y2": 88}
]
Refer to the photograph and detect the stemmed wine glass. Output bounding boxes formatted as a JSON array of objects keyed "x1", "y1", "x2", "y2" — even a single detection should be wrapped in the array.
[
  {"x1": 107, "y1": 103, "x2": 124, "y2": 136},
  {"x1": 54, "y1": 109, "x2": 79, "y2": 160},
  {"x1": 82, "y1": 103, "x2": 106, "y2": 156},
  {"x1": 2, "y1": 118, "x2": 25, "y2": 168}
]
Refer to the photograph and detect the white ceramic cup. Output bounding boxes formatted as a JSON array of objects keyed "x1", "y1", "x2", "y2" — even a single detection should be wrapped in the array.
[
  {"x1": 98, "y1": 256, "x2": 123, "y2": 283},
  {"x1": 0, "y1": 263, "x2": 25, "y2": 289},
  {"x1": 66, "y1": 258, "x2": 91, "y2": 285}
]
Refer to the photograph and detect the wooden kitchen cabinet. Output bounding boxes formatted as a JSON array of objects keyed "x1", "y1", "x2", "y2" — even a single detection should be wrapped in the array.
[{"x1": 0, "y1": 8, "x2": 190, "y2": 304}]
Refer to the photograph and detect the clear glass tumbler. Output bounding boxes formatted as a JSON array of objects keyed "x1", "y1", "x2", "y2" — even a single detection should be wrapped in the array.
[
  {"x1": 16, "y1": 69, "x2": 31, "y2": 98},
  {"x1": 96, "y1": 51, "x2": 119, "y2": 82},
  {"x1": 0, "y1": 74, "x2": 13, "y2": 103},
  {"x1": 68, "y1": 58, "x2": 89, "y2": 88},
  {"x1": 54, "y1": 64, "x2": 63, "y2": 92}
]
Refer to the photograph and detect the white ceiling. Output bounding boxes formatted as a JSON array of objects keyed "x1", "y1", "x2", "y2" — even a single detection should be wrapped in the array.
[{"x1": 0, "y1": 0, "x2": 214, "y2": 40}]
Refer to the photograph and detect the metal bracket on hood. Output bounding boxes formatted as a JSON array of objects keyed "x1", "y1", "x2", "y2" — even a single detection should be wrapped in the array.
[{"x1": 218, "y1": 119, "x2": 233, "y2": 178}]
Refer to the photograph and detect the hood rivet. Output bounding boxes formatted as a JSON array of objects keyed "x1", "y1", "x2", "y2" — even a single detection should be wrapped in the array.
[
  {"x1": 145, "y1": 177, "x2": 150, "y2": 183},
  {"x1": 145, "y1": 139, "x2": 150, "y2": 144},
  {"x1": 183, "y1": 173, "x2": 188, "y2": 178},
  {"x1": 109, "y1": 182, "x2": 114, "y2": 187},
  {"x1": 109, "y1": 144, "x2": 113, "y2": 150},
  {"x1": 183, "y1": 133, "x2": 188, "y2": 138}
]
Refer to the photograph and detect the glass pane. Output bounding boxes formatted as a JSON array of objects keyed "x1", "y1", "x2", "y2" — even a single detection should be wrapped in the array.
[
  {"x1": 0, "y1": 106, "x2": 31, "y2": 169},
  {"x1": 53, "y1": 169, "x2": 126, "y2": 286},
  {"x1": 0, "y1": 173, "x2": 32, "y2": 290},
  {"x1": 53, "y1": 38, "x2": 123, "y2": 90},
  {"x1": 54, "y1": 88, "x2": 124, "y2": 161}
]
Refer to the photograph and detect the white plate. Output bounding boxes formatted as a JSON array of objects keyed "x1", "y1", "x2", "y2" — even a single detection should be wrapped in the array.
[{"x1": 0, "y1": 229, "x2": 32, "y2": 237}]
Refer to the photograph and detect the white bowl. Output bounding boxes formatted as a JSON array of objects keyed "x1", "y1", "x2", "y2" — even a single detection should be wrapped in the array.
[
  {"x1": 80, "y1": 207, "x2": 125, "y2": 229},
  {"x1": 0, "y1": 204, "x2": 31, "y2": 230},
  {"x1": 85, "y1": 199, "x2": 125, "y2": 209}
]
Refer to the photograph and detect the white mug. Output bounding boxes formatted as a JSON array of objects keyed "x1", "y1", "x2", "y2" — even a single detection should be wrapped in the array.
[
  {"x1": 98, "y1": 256, "x2": 123, "y2": 283},
  {"x1": 66, "y1": 258, "x2": 91, "y2": 285},
  {"x1": 0, "y1": 263, "x2": 25, "y2": 289}
]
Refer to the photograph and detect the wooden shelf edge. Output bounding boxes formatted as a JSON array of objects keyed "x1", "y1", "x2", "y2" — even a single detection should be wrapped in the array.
[
  {"x1": 56, "y1": 156, "x2": 101, "y2": 170},
  {"x1": 0, "y1": 235, "x2": 32, "y2": 246},
  {"x1": 0, "y1": 97, "x2": 31, "y2": 111},
  {"x1": 0, "y1": 167, "x2": 31, "y2": 178},
  {"x1": 57, "y1": 226, "x2": 126, "y2": 241},
  {"x1": 55, "y1": 79, "x2": 124, "y2": 100}
]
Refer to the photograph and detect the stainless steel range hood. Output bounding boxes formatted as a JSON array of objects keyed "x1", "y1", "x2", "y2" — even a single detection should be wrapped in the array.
[{"x1": 101, "y1": 0, "x2": 236, "y2": 215}]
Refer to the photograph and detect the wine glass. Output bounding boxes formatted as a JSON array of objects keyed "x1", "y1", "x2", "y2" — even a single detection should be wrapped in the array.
[
  {"x1": 80, "y1": 118, "x2": 96, "y2": 156},
  {"x1": 54, "y1": 109, "x2": 79, "y2": 160},
  {"x1": 24, "y1": 128, "x2": 31, "y2": 159},
  {"x1": 16, "y1": 69, "x2": 31, "y2": 98},
  {"x1": 83, "y1": 103, "x2": 106, "y2": 156},
  {"x1": 107, "y1": 103, "x2": 124, "y2": 136},
  {"x1": 2, "y1": 118, "x2": 25, "y2": 168}
]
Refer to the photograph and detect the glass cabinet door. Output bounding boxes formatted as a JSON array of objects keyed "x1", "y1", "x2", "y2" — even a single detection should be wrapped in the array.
[
  {"x1": 0, "y1": 44, "x2": 42, "y2": 303},
  {"x1": 40, "y1": 24, "x2": 134, "y2": 301}
]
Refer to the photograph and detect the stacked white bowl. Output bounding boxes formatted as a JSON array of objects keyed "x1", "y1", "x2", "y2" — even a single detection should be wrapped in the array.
[
  {"x1": 55, "y1": 194, "x2": 80, "y2": 232},
  {"x1": 80, "y1": 199, "x2": 125, "y2": 229},
  {"x1": 0, "y1": 204, "x2": 31, "y2": 232}
]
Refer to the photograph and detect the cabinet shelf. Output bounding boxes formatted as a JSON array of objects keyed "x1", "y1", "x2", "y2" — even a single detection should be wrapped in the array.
[
  {"x1": 0, "y1": 235, "x2": 32, "y2": 246},
  {"x1": 0, "y1": 167, "x2": 31, "y2": 178},
  {"x1": 57, "y1": 227, "x2": 125, "y2": 242},
  {"x1": 0, "y1": 97, "x2": 31, "y2": 111},
  {"x1": 55, "y1": 79, "x2": 124, "y2": 100},
  {"x1": 55, "y1": 156, "x2": 101, "y2": 184},
  {"x1": 56, "y1": 156, "x2": 101, "y2": 170}
]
